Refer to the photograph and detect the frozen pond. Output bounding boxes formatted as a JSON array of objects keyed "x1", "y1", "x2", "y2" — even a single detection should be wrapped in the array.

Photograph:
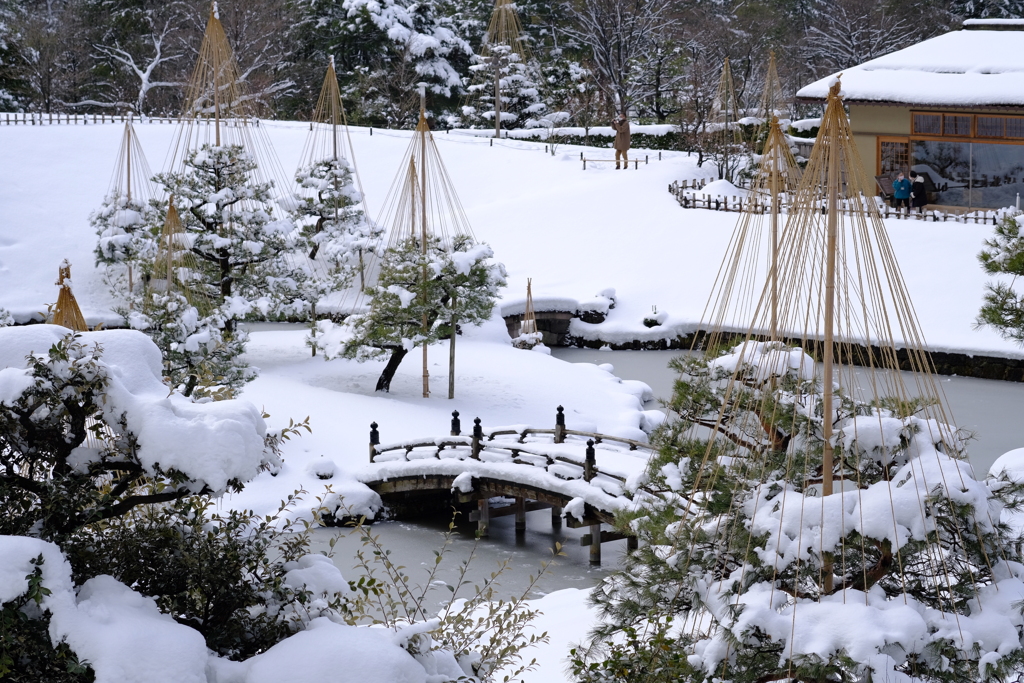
[
  {"x1": 309, "y1": 510, "x2": 624, "y2": 613},
  {"x1": 299, "y1": 340, "x2": 1022, "y2": 603},
  {"x1": 551, "y1": 348, "x2": 1024, "y2": 476}
]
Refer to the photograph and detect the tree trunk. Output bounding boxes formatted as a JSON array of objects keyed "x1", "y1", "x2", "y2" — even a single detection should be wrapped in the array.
[{"x1": 376, "y1": 347, "x2": 410, "y2": 392}]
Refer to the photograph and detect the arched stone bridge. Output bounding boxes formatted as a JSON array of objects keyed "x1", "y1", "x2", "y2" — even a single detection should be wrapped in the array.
[{"x1": 358, "y1": 407, "x2": 658, "y2": 563}]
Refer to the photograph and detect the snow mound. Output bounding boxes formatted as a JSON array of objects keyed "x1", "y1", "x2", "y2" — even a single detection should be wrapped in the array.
[{"x1": 0, "y1": 325, "x2": 270, "y2": 494}]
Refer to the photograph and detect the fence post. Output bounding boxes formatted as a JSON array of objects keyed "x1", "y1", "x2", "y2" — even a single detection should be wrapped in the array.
[
  {"x1": 450, "y1": 410, "x2": 461, "y2": 436},
  {"x1": 554, "y1": 406, "x2": 566, "y2": 443},
  {"x1": 471, "y1": 417, "x2": 482, "y2": 459},
  {"x1": 369, "y1": 422, "x2": 379, "y2": 462}
]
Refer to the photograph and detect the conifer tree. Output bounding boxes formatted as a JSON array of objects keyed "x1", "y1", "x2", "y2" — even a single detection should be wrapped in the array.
[
  {"x1": 977, "y1": 215, "x2": 1024, "y2": 346},
  {"x1": 153, "y1": 144, "x2": 305, "y2": 334},
  {"x1": 573, "y1": 342, "x2": 1024, "y2": 683},
  {"x1": 314, "y1": 235, "x2": 504, "y2": 392},
  {"x1": 289, "y1": 156, "x2": 382, "y2": 295}
]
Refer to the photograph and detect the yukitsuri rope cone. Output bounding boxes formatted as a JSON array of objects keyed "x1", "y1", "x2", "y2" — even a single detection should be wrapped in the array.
[
  {"x1": 697, "y1": 114, "x2": 802, "y2": 343},
  {"x1": 150, "y1": 200, "x2": 212, "y2": 313},
  {"x1": 294, "y1": 58, "x2": 377, "y2": 300},
  {"x1": 635, "y1": 78, "x2": 1024, "y2": 682},
  {"x1": 512, "y1": 278, "x2": 541, "y2": 349},
  {"x1": 165, "y1": 2, "x2": 289, "y2": 190},
  {"x1": 52, "y1": 261, "x2": 88, "y2": 331},
  {"x1": 357, "y1": 96, "x2": 475, "y2": 398},
  {"x1": 709, "y1": 57, "x2": 742, "y2": 179},
  {"x1": 522, "y1": 278, "x2": 537, "y2": 335},
  {"x1": 464, "y1": 0, "x2": 532, "y2": 137},
  {"x1": 751, "y1": 51, "x2": 787, "y2": 152}
]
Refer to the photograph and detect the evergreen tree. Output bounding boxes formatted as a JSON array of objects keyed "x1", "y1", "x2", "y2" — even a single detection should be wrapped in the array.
[
  {"x1": 314, "y1": 235, "x2": 504, "y2": 392},
  {"x1": 153, "y1": 143, "x2": 306, "y2": 332},
  {"x1": 574, "y1": 341, "x2": 1024, "y2": 683},
  {"x1": 91, "y1": 187, "x2": 160, "y2": 296},
  {"x1": 289, "y1": 156, "x2": 382, "y2": 296},
  {"x1": 121, "y1": 289, "x2": 254, "y2": 398},
  {"x1": 292, "y1": 0, "x2": 472, "y2": 127},
  {"x1": 977, "y1": 215, "x2": 1024, "y2": 346},
  {"x1": 463, "y1": 46, "x2": 548, "y2": 129}
]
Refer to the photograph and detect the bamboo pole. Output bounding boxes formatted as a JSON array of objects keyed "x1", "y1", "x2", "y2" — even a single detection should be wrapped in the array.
[
  {"x1": 820, "y1": 86, "x2": 840, "y2": 595},
  {"x1": 420, "y1": 90, "x2": 430, "y2": 398}
]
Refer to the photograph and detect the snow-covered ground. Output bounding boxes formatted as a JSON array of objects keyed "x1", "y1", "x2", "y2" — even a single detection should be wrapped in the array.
[
  {"x1": 3, "y1": 120, "x2": 1024, "y2": 682},
  {"x1": 2, "y1": 120, "x2": 1020, "y2": 359}
]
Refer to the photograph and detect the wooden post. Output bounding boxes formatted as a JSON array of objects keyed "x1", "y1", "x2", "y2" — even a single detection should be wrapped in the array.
[
  {"x1": 584, "y1": 439, "x2": 596, "y2": 481},
  {"x1": 554, "y1": 405, "x2": 565, "y2": 443},
  {"x1": 514, "y1": 497, "x2": 526, "y2": 534},
  {"x1": 448, "y1": 297, "x2": 456, "y2": 399},
  {"x1": 450, "y1": 410, "x2": 461, "y2": 436},
  {"x1": 477, "y1": 498, "x2": 490, "y2": 537},
  {"x1": 369, "y1": 422, "x2": 379, "y2": 462},
  {"x1": 551, "y1": 506, "x2": 562, "y2": 530},
  {"x1": 627, "y1": 536, "x2": 638, "y2": 551},
  {"x1": 589, "y1": 523, "x2": 602, "y2": 564},
  {"x1": 471, "y1": 417, "x2": 482, "y2": 459}
]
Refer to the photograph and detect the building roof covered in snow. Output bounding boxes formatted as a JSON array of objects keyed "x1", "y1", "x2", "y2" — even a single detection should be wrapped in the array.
[{"x1": 796, "y1": 21, "x2": 1024, "y2": 109}]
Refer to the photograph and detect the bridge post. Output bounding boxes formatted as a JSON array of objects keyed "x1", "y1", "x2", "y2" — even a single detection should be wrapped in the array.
[
  {"x1": 450, "y1": 410, "x2": 461, "y2": 436},
  {"x1": 584, "y1": 440, "x2": 596, "y2": 481},
  {"x1": 477, "y1": 499, "x2": 490, "y2": 537},
  {"x1": 627, "y1": 536, "x2": 638, "y2": 552},
  {"x1": 554, "y1": 406, "x2": 565, "y2": 444},
  {"x1": 369, "y1": 422, "x2": 379, "y2": 462},
  {"x1": 589, "y1": 523, "x2": 601, "y2": 564},
  {"x1": 471, "y1": 418, "x2": 482, "y2": 459},
  {"x1": 551, "y1": 506, "x2": 562, "y2": 530},
  {"x1": 514, "y1": 497, "x2": 526, "y2": 535}
]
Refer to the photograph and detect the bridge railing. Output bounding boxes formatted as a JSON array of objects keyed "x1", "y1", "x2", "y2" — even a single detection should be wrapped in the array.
[{"x1": 368, "y1": 406, "x2": 655, "y2": 495}]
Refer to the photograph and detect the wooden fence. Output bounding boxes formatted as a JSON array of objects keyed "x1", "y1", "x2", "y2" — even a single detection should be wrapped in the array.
[
  {"x1": 0, "y1": 112, "x2": 260, "y2": 126},
  {"x1": 668, "y1": 180, "x2": 1012, "y2": 225}
]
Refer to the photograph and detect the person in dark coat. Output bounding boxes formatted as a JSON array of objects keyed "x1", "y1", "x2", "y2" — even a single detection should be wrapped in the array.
[
  {"x1": 910, "y1": 171, "x2": 927, "y2": 213},
  {"x1": 892, "y1": 172, "x2": 911, "y2": 211},
  {"x1": 611, "y1": 113, "x2": 631, "y2": 169}
]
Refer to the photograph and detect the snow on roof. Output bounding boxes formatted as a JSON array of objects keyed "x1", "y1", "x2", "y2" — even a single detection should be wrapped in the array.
[{"x1": 797, "y1": 27, "x2": 1024, "y2": 108}]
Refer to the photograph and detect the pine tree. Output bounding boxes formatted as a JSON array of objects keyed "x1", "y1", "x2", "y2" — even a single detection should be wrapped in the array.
[
  {"x1": 314, "y1": 235, "x2": 504, "y2": 392},
  {"x1": 91, "y1": 189, "x2": 159, "y2": 274},
  {"x1": 153, "y1": 143, "x2": 306, "y2": 333},
  {"x1": 977, "y1": 215, "x2": 1024, "y2": 346},
  {"x1": 573, "y1": 342, "x2": 1024, "y2": 683},
  {"x1": 289, "y1": 157, "x2": 382, "y2": 295},
  {"x1": 121, "y1": 290, "x2": 253, "y2": 398}
]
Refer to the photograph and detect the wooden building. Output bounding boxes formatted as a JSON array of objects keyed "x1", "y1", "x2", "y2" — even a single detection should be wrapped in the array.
[{"x1": 796, "y1": 19, "x2": 1024, "y2": 210}]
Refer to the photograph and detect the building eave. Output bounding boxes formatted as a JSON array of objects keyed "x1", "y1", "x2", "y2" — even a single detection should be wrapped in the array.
[{"x1": 794, "y1": 97, "x2": 1024, "y2": 111}]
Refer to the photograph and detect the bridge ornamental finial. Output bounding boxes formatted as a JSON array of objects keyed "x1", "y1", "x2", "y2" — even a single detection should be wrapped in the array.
[
  {"x1": 451, "y1": 410, "x2": 461, "y2": 436},
  {"x1": 584, "y1": 439, "x2": 596, "y2": 482},
  {"x1": 556, "y1": 405, "x2": 565, "y2": 426},
  {"x1": 370, "y1": 422, "x2": 380, "y2": 445}
]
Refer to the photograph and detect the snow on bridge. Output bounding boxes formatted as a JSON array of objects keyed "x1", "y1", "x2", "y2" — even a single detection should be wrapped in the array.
[{"x1": 358, "y1": 407, "x2": 658, "y2": 563}]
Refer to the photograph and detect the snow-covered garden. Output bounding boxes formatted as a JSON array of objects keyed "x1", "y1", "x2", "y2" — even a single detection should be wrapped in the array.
[{"x1": 4, "y1": 109, "x2": 1024, "y2": 682}]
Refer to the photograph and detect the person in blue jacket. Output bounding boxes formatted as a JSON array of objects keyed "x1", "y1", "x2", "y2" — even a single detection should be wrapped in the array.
[{"x1": 892, "y1": 171, "x2": 911, "y2": 211}]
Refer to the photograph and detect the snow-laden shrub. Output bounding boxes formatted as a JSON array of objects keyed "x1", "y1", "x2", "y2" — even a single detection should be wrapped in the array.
[{"x1": 574, "y1": 341, "x2": 1024, "y2": 683}]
